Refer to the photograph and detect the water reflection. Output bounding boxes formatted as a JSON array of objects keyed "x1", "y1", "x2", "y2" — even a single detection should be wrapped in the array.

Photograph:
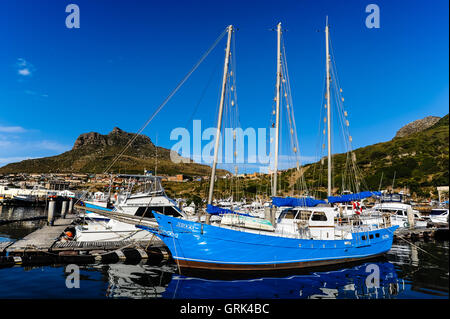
[
  {"x1": 94, "y1": 260, "x2": 404, "y2": 299},
  {"x1": 0, "y1": 205, "x2": 447, "y2": 299},
  {"x1": 92, "y1": 263, "x2": 176, "y2": 299},
  {"x1": 387, "y1": 241, "x2": 449, "y2": 297},
  {"x1": 0, "y1": 206, "x2": 46, "y2": 240}
]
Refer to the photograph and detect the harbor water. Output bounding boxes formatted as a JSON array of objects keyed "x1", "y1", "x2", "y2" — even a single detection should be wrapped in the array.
[{"x1": 0, "y1": 206, "x2": 448, "y2": 299}]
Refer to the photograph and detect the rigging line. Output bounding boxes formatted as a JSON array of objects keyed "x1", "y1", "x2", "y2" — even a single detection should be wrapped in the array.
[
  {"x1": 330, "y1": 41, "x2": 363, "y2": 192},
  {"x1": 281, "y1": 43, "x2": 308, "y2": 195},
  {"x1": 313, "y1": 71, "x2": 327, "y2": 196},
  {"x1": 386, "y1": 227, "x2": 442, "y2": 261},
  {"x1": 104, "y1": 28, "x2": 227, "y2": 173},
  {"x1": 73, "y1": 28, "x2": 227, "y2": 208},
  {"x1": 183, "y1": 58, "x2": 223, "y2": 129},
  {"x1": 329, "y1": 45, "x2": 363, "y2": 193}
]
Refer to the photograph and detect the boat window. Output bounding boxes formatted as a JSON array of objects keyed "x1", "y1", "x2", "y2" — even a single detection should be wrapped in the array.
[
  {"x1": 361, "y1": 235, "x2": 367, "y2": 240},
  {"x1": 369, "y1": 234, "x2": 374, "y2": 239},
  {"x1": 375, "y1": 233, "x2": 380, "y2": 238},
  {"x1": 311, "y1": 212, "x2": 327, "y2": 221},
  {"x1": 396, "y1": 210, "x2": 404, "y2": 216},
  {"x1": 283, "y1": 210, "x2": 297, "y2": 219},
  {"x1": 299, "y1": 211, "x2": 312, "y2": 221}
]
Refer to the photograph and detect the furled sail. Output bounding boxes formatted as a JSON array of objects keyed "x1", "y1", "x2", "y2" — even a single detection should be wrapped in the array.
[
  {"x1": 327, "y1": 191, "x2": 381, "y2": 204},
  {"x1": 206, "y1": 204, "x2": 252, "y2": 217},
  {"x1": 271, "y1": 196, "x2": 327, "y2": 207}
]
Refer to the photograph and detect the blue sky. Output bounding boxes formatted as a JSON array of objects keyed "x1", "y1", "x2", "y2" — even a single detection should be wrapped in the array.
[{"x1": 0, "y1": 0, "x2": 448, "y2": 173}]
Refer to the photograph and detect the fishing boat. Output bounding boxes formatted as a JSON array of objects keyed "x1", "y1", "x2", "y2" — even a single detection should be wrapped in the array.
[
  {"x1": 142, "y1": 22, "x2": 398, "y2": 272},
  {"x1": 369, "y1": 193, "x2": 428, "y2": 228},
  {"x1": 74, "y1": 174, "x2": 186, "y2": 241},
  {"x1": 429, "y1": 208, "x2": 448, "y2": 225}
]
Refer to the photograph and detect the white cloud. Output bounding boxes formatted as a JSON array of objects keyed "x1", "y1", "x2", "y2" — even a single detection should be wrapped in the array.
[
  {"x1": 0, "y1": 126, "x2": 27, "y2": 133},
  {"x1": 18, "y1": 68, "x2": 31, "y2": 76},
  {"x1": 16, "y1": 58, "x2": 35, "y2": 77},
  {"x1": 36, "y1": 140, "x2": 70, "y2": 153},
  {"x1": 0, "y1": 124, "x2": 70, "y2": 168},
  {"x1": 0, "y1": 156, "x2": 35, "y2": 166},
  {"x1": 24, "y1": 90, "x2": 48, "y2": 99}
]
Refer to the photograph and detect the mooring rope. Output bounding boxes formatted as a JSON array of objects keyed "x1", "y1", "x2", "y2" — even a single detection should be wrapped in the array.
[{"x1": 386, "y1": 227, "x2": 441, "y2": 261}]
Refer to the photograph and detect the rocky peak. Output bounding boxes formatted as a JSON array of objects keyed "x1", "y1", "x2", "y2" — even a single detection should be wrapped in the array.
[
  {"x1": 394, "y1": 116, "x2": 441, "y2": 139},
  {"x1": 73, "y1": 127, "x2": 153, "y2": 150},
  {"x1": 110, "y1": 127, "x2": 124, "y2": 134}
]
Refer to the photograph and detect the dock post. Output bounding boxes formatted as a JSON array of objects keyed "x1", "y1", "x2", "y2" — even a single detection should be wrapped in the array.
[
  {"x1": 407, "y1": 206, "x2": 415, "y2": 229},
  {"x1": 47, "y1": 200, "x2": 56, "y2": 226},
  {"x1": 265, "y1": 206, "x2": 276, "y2": 226},
  {"x1": 264, "y1": 206, "x2": 271, "y2": 222},
  {"x1": 68, "y1": 198, "x2": 73, "y2": 214},
  {"x1": 61, "y1": 200, "x2": 68, "y2": 219}
]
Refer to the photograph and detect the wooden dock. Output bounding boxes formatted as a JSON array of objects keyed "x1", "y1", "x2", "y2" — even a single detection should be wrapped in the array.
[
  {"x1": 5, "y1": 214, "x2": 77, "y2": 253},
  {"x1": 394, "y1": 226, "x2": 449, "y2": 241},
  {"x1": 0, "y1": 241, "x2": 14, "y2": 254},
  {"x1": 0, "y1": 216, "x2": 47, "y2": 225},
  {"x1": 0, "y1": 213, "x2": 170, "y2": 268}
]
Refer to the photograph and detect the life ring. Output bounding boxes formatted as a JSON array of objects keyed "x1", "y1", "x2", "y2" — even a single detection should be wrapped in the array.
[
  {"x1": 352, "y1": 201, "x2": 362, "y2": 215},
  {"x1": 403, "y1": 222, "x2": 409, "y2": 228}
]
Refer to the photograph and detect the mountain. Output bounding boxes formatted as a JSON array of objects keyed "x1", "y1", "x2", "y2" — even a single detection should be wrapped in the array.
[
  {"x1": 294, "y1": 114, "x2": 449, "y2": 198},
  {"x1": 394, "y1": 116, "x2": 441, "y2": 138},
  {"x1": 0, "y1": 127, "x2": 226, "y2": 176}
]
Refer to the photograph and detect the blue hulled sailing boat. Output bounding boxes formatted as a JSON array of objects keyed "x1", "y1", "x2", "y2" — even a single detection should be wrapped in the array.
[{"x1": 142, "y1": 23, "x2": 397, "y2": 272}]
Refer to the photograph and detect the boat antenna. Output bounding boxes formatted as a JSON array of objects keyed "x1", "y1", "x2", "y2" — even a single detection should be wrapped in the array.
[
  {"x1": 392, "y1": 171, "x2": 396, "y2": 192},
  {"x1": 378, "y1": 171, "x2": 384, "y2": 191},
  {"x1": 155, "y1": 134, "x2": 158, "y2": 176}
]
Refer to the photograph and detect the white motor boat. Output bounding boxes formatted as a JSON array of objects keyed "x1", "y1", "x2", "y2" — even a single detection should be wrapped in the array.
[
  {"x1": 74, "y1": 174, "x2": 186, "y2": 242},
  {"x1": 429, "y1": 208, "x2": 449, "y2": 225},
  {"x1": 369, "y1": 195, "x2": 428, "y2": 228}
]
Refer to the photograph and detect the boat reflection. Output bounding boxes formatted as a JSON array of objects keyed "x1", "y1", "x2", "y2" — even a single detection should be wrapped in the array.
[{"x1": 98, "y1": 260, "x2": 404, "y2": 299}]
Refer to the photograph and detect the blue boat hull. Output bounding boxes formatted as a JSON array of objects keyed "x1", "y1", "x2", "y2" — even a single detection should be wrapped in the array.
[
  {"x1": 81, "y1": 201, "x2": 114, "y2": 221},
  {"x1": 140, "y1": 212, "x2": 398, "y2": 271}
]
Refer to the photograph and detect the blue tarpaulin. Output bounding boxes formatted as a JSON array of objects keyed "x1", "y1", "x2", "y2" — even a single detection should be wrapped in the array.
[
  {"x1": 206, "y1": 204, "x2": 252, "y2": 217},
  {"x1": 271, "y1": 196, "x2": 327, "y2": 207},
  {"x1": 327, "y1": 191, "x2": 382, "y2": 204}
]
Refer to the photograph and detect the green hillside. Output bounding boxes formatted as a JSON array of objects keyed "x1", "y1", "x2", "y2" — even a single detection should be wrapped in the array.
[
  {"x1": 0, "y1": 127, "x2": 227, "y2": 177},
  {"x1": 299, "y1": 114, "x2": 449, "y2": 198}
]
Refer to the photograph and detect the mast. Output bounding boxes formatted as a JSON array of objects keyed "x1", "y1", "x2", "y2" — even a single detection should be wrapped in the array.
[
  {"x1": 272, "y1": 22, "x2": 282, "y2": 197},
  {"x1": 325, "y1": 17, "x2": 332, "y2": 197},
  {"x1": 155, "y1": 134, "x2": 158, "y2": 176},
  {"x1": 207, "y1": 25, "x2": 233, "y2": 206}
]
